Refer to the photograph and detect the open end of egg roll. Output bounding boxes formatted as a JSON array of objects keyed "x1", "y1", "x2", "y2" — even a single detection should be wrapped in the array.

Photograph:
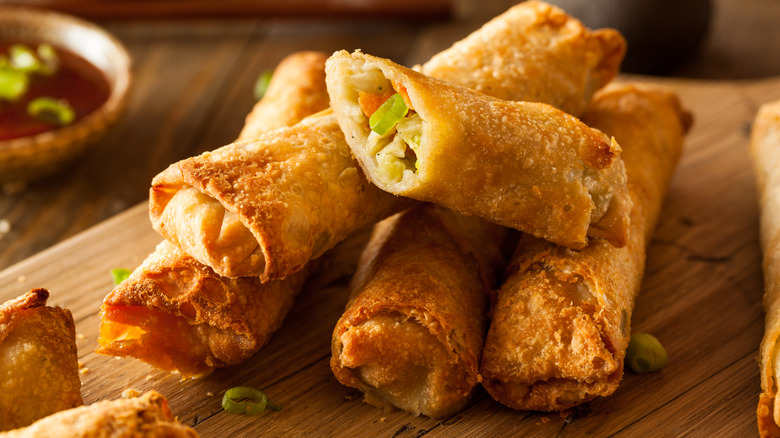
[
  {"x1": 96, "y1": 241, "x2": 305, "y2": 377},
  {"x1": 0, "y1": 289, "x2": 83, "y2": 431},
  {"x1": 335, "y1": 313, "x2": 470, "y2": 418},
  {"x1": 326, "y1": 50, "x2": 631, "y2": 249}
]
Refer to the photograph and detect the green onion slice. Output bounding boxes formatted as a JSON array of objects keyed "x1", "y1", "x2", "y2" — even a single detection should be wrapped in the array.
[
  {"x1": 110, "y1": 268, "x2": 132, "y2": 285},
  {"x1": 27, "y1": 97, "x2": 75, "y2": 126},
  {"x1": 369, "y1": 93, "x2": 408, "y2": 136},
  {"x1": 0, "y1": 66, "x2": 29, "y2": 101},
  {"x1": 626, "y1": 333, "x2": 668, "y2": 373},
  {"x1": 9, "y1": 44, "x2": 41, "y2": 73},
  {"x1": 254, "y1": 70, "x2": 273, "y2": 101},
  {"x1": 36, "y1": 43, "x2": 59, "y2": 75},
  {"x1": 222, "y1": 386, "x2": 282, "y2": 415}
]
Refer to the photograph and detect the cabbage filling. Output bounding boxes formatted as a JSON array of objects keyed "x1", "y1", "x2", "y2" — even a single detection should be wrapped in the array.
[{"x1": 351, "y1": 72, "x2": 422, "y2": 183}]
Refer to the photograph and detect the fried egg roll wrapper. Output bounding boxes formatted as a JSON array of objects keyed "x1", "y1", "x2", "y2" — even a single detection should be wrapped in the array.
[
  {"x1": 331, "y1": 204, "x2": 508, "y2": 418},
  {"x1": 97, "y1": 240, "x2": 308, "y2": 377},
  {"x1": 238, "y1": 51, "x2": 329, "y2": 140},
  {"x1": 99, "y1": 52, "x2": 331, "y2": 375},
  {"x1": 480, "y1": 84, "x2": 690, "y2": 411},
  {"x1": 0, "y1": 391, "x2": 197, "y2": 438},
  {"x1": 150, "y1": 110, "x2": 409, "y2": 280},
  {"x1": 326, "y1": 50, "x2": 631, "y2": 250},
  {"x1": 750, "y1": 100, "x2": 780, "y2": 437},
  {"x1": 419, "y1": 1, "x2": 625, "y2": 118},
  {"x1": 0, "y1": 289, "x2": 83, "y2": 432}
]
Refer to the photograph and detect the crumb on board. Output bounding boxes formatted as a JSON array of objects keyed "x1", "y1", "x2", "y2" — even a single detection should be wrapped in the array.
[
  {"x1": 16, "y1": 275, "x2": 26, "y2": 283},
  {"x1": 122, "y1": 389, "x2": 141, "y2": 398},
  {"x1": 145, "y1": 375, "x2": 153, "y2": 381},
  {"x1": 79, "y1": 367, "x2": 89, "y2": 375},
  {"x1": 379, "y1": 417, "x2": 386, "y2": 423},
  {"x1": 77, "y1": 333, "x2": 85, "y2": 340},
  {"x1": 78, "y1": 362, "x2": 84, "y2": 368},
  {"x1": 0, "y1": 219, "x2": 10, "y2": 235},
  {"x1": 207, "y1": 392, "x2": 214, "y2": 397},
  {"x1": 541, "y1": 417, "x2": 550, "y2": 424}
]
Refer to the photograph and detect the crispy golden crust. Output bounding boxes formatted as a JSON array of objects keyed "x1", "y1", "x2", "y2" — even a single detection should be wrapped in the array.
[
  {"x1": 0, "y1": 391, "x2": 197, "y2": 438},
  {"x1": 331, "y1": 204, "x2": 507, "y2": 418},
  {"x1": 97, "y1": 241, "x2": 307, "y2": 377},
  {"x1": 751, "y1": 100, "x2": 780, "y2": 436},
  {"x1": 326, "y1": 50, "x2": 631, "y2": 249},
  {"x1": 0, "y1": 289, "x2": 82, "y2": 432},
  {"x1": 238, "y1": 51, "x2": 329, "y2": 140},
  {"x1": 150, "y1": 112, "x2": 409, "y2": 280},
  {"x1": 480, "y1": 84, "x2": 689, "y2": 411},
  {"x1": 420, "y1": 1, "x2": 625, "y2": 117}
]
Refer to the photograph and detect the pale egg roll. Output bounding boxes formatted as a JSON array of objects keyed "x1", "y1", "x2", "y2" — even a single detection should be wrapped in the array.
[
  {"x1": 750, "y1": 100, "x2": 780, "y2": 437},
  {"x1": 326, "y1": 50, "x2": 631, "y2": 250},
  {"x1": 331, "y1": 204, "x2": 508, "y2": 418},
  {"x1": 479, "y1": 84, "x2": 690, "y2": 411},
  {"x1": 97, "y1": 240, "x2": 307, "y2": 377},
  {"x1": 420, "y1": 0, "x2": 625, "y2": 117},
  {"x1": 0, "y1": 289, "x2": 83, "y2": 432},
  {"x1": 0, "y1": 391, "x2": 197, "y2": 438}
]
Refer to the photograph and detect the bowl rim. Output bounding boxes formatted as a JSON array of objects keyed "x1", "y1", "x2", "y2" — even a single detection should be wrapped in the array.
[{"x1": 0, "y1": 6, "x2": 132, "y2": 153}]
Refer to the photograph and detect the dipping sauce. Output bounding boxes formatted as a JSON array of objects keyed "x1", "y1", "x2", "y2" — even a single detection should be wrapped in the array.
[{"x1": 0, "y1": 42, "x2": 110, "y2": 141}]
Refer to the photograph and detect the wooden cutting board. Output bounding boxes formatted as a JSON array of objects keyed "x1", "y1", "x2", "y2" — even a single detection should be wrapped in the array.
[{"x1": 1, "y1": 76, "x2": 778, "y2": 437}]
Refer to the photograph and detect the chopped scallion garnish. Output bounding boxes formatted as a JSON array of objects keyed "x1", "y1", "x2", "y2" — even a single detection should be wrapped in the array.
[
  {"x1": 110, "y1": 268, "x2": 132, "y2": 286},
  {"x1": 222, "y1": 386, "x2": 282, "y2": 415},
  {"x1": 369, "y1": 93, "x2": 408, "y2": 136},
  {"x1": 254, "y1": 70, "x2": 273, "y2": 100},
  {"x1": 9, "y1": 44, "x2": 40, "y2": 73},
  {"x1": 27, "y1": 97, "x2": 75, "y2": 126},
  {"x1": 0, "y1": 66, "x2": 29, "y2": 101}
]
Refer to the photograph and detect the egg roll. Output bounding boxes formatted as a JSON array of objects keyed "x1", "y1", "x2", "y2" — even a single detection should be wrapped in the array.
[
  {"x1": 331, "y1": 204, "x2": 508, "y2": 418},
  {"x1": 750, "y1": 100, "x2": 780, "y2": 437},
  {"x1": 97, "y1": 240, "x2": 308, "y2": 377},
  {"x1": 326, "y1": 50, "x2": 631, "y2": 250},
  {"x1": 238, "y1": 51, "x2": 329, "y2": 140},
  {"x1": 97, "y1": 52, "x2": 331, "y2": 375},
  {"x1": 479, "y1": 84, "x2": 690, "y2": 411},
  {"x1": 0, "y1": 289, "x2": 82, "y2": 432},
  {"x1": 419, "y1": 0, "x2": 625, "y2": 117},
  {"x1": 0, "y1": 391, "x2": 197, "y2": 438}
]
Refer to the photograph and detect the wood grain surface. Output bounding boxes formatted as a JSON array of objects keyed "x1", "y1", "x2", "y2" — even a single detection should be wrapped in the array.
[{"x1": 0, "y1": 76, "x2": 778, "y2": 437}]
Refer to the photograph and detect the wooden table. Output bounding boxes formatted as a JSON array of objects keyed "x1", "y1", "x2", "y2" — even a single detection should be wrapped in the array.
[{"x1": 2, "y1": 0, "x2": 780, "y2": 436}]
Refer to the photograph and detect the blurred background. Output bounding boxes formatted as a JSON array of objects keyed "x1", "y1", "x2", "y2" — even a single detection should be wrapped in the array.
[{"x1": 0, "y1": 0, "x2": 778, "y2": 269}]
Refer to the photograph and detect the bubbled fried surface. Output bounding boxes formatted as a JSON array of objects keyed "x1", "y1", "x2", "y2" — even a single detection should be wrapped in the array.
[
  {"x1": 98, "y1": 240, "x2": 307, "y2": 376},
  {"x1": 480, "y1": 84, "x2": 689, "y2": 411},
  {"x1": 150, "y1": 112, "x2": 409, "y2": 281},
  {"x1": 0, "y1": 289, "x2": 82, "y2": 432},
  {"x1": 420, "y1": 1, "x2": 625, "y2": 118},
  {"x1": 331, "y1": 204, "x2": 507, "y2": 418},
  {"x1": 0, "y1": 391, "x2": 198, "y2": 438},
  {"x1": 327, "y1": 50, "x2": 631, "y2": 249}
]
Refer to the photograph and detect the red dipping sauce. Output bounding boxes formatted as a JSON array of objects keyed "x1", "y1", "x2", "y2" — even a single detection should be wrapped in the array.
[{"x1": 0, "y1": 42, "x2": 111, "y2": 141}]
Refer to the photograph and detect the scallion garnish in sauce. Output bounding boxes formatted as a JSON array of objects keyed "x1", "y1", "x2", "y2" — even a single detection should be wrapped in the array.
[
  {"x1": 28, "y1": 97, "x2": 75, "y2": 126},
  {"x1": 222, "y1": 386, "x2": 282, "y2": 415}
]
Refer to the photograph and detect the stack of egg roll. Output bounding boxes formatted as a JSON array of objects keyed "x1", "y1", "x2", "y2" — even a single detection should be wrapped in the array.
[
  {"x1": 97, "y1": 52, "x2": 332, "y2": 376},
  {"x1": 750, "y1": 100, "x2": 780, "y2": 437},
  {"x1": 0, "y1": 289, "x2": 82, "y2": 431},
  {"x1": 480, "y1": 84, "x2": 691, "y2": 410},
  {"x1": 329, "y1": 1, "x2": 630, "y2": 418}
]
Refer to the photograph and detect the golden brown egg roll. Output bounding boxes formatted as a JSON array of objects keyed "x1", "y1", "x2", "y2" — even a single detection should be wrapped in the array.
[
  {"x1": 0, "y1": 391, "x2": 197, "y2": 438},
  {"x1": 479, "y1": 84, "x2": 690, "y2": 411},
  {"x1": 0, "y1": 289, "x2": 83, "y2": 432},
  {"x1": 750, "y1": 100, "x2": 780, "y2": 437},
  {"x1": 97, "y1": 240, "x2": 308, "y2": 377},
  {"x1": 331, "y1": 204, "x2": 508, "y2": 418},
  {"x1": 326, "y1": 50, "x2": 631, "y2": 250},
  {"x1": 238, "y1": 51, "x2": 330, "y2": 140},
  {"x1": 419, "y1": 1, "x2": 625, "y2": 118},
  {"x1": 98, "y1": 53, "x2": 329, "y2": 376},
  {"x1": 150, "y1": 110, "x2": 409, "y2": 280}
]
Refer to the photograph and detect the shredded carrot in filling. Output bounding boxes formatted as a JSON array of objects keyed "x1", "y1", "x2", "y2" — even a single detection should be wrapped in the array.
[{"x1": 358, "y1": 81, "x2": 414, "y2": 119}]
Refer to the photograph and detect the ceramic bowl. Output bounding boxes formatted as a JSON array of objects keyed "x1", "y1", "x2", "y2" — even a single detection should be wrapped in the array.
[{"x1": 0, "y1": 7, "x2": 132, "y2": 184}]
